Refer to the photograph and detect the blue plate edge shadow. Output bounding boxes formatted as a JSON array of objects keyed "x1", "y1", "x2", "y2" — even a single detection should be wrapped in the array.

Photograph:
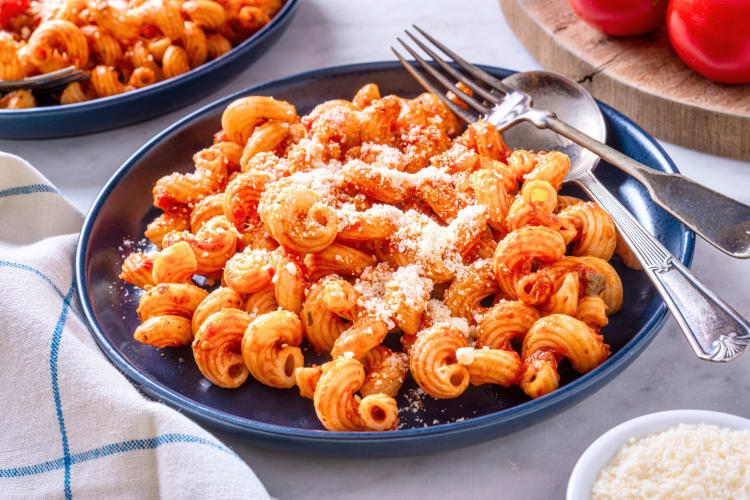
[{"x1": 75, "y1": 61, "x2": 695, "y2": 456}]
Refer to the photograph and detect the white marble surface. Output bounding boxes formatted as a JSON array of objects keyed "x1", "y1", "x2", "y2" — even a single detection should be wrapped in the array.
[{"x1": 3, "y1": 1, "x2": 750, "y2": 498}]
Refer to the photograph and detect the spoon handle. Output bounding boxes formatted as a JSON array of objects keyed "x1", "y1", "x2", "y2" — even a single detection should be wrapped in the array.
[
  {"x1": 576, "y1": 170, "x2": 750, "y2": 362},
  {"x1": 545, "y1": 116, "x2": 750, "y2": 259}
]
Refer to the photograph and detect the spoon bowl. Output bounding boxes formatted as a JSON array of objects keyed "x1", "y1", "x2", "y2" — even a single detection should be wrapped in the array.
[{"x1": 500, "y1": 71, "x2": 605, "y2": 179}]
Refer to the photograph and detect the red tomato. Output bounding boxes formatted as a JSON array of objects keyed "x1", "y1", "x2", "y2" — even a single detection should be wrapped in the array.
[
  {"x1": 568, "y1": 0, "x2": 667, "y2": 36},
  {"x1": 0, "y1": 0, "x2": 29, "y2": 29},
  {"x1": 667, "y1": 0, "x2": 750, "y2": 84}
]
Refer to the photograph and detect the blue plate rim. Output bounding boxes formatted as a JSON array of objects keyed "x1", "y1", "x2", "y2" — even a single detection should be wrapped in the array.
[
  {"x1": 0, "y1": 0, "x2": 299, "y2": 118},
  {"x1": 75, "y1": 60, "x2": 695, "y2": 443}
]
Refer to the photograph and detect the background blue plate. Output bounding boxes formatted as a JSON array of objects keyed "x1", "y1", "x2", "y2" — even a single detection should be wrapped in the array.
[
  {"x1": 76, "y1": 62, "x2": 694, "y2": 457},
  {"x1": 0, "y1": 0, "x2": 299, "y2": 139}
]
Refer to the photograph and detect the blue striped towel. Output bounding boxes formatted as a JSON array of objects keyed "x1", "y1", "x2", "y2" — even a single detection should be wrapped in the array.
[{"x1": 0, "y1": 153, "x2": 270, "y2": 500}]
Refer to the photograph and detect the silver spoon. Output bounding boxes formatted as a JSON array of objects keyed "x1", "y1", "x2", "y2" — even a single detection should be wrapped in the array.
[
  {"x1": 393, "y1": 30, "x2": 750, "y2": 362},
  {"x1": 399, "y1": 26, "x2": 750, "y2": 259},
  {"x1": 501, "y1": 70, "x2": 750, "y2": 362}
]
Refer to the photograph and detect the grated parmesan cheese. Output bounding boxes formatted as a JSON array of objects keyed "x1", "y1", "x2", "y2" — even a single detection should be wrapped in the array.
[
  {"x1": 592, "y1": 423, "x2": 750, "y2": 500},
  {"x1": 353, "y1": 263, "x2": 397, "y2": 330},
  {"x1": 455, "y1": 347, "x2": 475, "y2": 365},
  {"x1": 426, "y1": 299, "x2": 470, "y2": 338},
  {"x1": 387, "y1": 264, "x2": 433, "y2": 309}
]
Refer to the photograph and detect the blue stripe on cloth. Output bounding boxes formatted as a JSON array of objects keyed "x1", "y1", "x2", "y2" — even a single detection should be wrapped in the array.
[
  {"x1": 49, "y1": 283, "x2": 74, "y2": 499},
  {"x1": 0, "y1": 261, "x2": 83, "y2": 324},
  {"x1": 0, "y1": 458, "x2": 67, "y2": 478},
  {"x1": 0, "y1": 434, "x2": 237, "y2": 478},
  {"x1": 70, "y1": 434, "x2": 238, "y2": 464},
  {"x1": 0, "y1": 260, "x2": 67, "y2": 299},
  {"x1": 0, "y1": 184, "x2": 60, "y2": 198}
]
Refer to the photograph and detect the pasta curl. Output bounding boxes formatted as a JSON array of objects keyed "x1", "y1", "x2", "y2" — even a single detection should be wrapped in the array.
[
  {"x1": 242, "y1": 310, "x2": 304, "y2": 388},
  {"x1": 313, "y1": 358, "x2": 399, "y2": 431},
  {"x1": 520, "y1": 314, "x2": 610, "y2": 398},
  {"x1": 121, "y1": 84, "x2": 634, "y2": 432},
  {"x1": 193, "y1": 309, "x2": 252, "y2": 388},
  {"x1": 409, "y1": 324, "x2": 470, "y2": 399}
]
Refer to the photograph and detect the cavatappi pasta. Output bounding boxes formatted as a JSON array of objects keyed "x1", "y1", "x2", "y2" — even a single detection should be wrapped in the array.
[
  {"x1": 120, "y1": 83, "x2": 637, "y2": 431},
  {"x1": 0, "y1": 0, "x2": 284, "y2": 108}
]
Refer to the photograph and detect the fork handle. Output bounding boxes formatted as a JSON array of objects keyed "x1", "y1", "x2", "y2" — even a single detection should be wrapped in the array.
[
  {"x1": 544, "y1": 116, "x2": 750, "y2": 259},
  {"x1": 576, "y1": 170, "x2": 750, "y2": 362}
]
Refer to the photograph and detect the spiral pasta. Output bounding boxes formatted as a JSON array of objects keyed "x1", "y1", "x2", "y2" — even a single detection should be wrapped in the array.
[
  {"x1": 162, "y1": 215, "x2": 239, "y2": 274},
  {"x1": 137, "y1": 283, "x2": 207, "y2": 321},
  {"x1": 122, "y1": 85, "x2": 635, "y2": 432},
  {"x1": 152, "y1": 241, "x2": 198, "y2": 284},
  {"x1": 304, "y1": 242, "x2": 376, "y2": 282},
  {"x1": 410, "y1": 324, "x2": 470, "y2": 399},
  {"x1": 476, "y1": 300, "x2": 541, "y2": 350},
  {"x1": 191, "y1": 286, "x2": 244, "y2": 332},
  {"x1": 0, "y1": 33, "x2": 25, "y2": 81},
  {"x1": 90, "y1": 65, "x2": 126, "y2": 98},
  {"x1": 241, "y1": 310, "x2": 304, "y2": 388},
  {"x1": 183, "y1": 0, "x2": 227, "y2": 29},
  {"x1": 221, "y1": 95, "x2": 298, "y2": 145},
  {"x1": 82, "y1": 26, "x2": 122, "y2": 67},
  {"x1": 193, "y1": 308, "x2": 252, "y2": 388},
  {"x1": 272, "y1": 249, "x2": 305, "y2": 313},
  {"x1": 360, "y1": 346, "x2": 409, "y2": 397},
  {"x1": 145, "y1": 209, "x2": 190, "y2": 248},
  {"x1": 223, "y1": 247, "x2": 273, "y2": 293},
  {"x1": 313, "y1": 358, "x2": 399, "y2": 431},
  {"x1": 330, "y1": 314, "x2": 389, "y2": 360},
  {"x1": 520, "y1": 314, "x2": 609, "y2": 398},
  {"x1": 301, "y1": 278, "x2": 352, "y2": 353},
  {"x1": 294, "y1": 365, "x2": 322, "y2": 399},
  {"x1": 493, "y1": 225, "x2": 566, "y2": 305},
  {"x1": 1, "y1": 0, "x2": 284, "y2": 107},
  {"x1": 27, "y1": 20, "x2": 89, "y2": 72},
  {"x1": 557, "y1": 201, "x2": 617, "y2": 260},
  {"x1": 134, "y1": 283, "x2": 207, "y2": 347},
  {"x1": 444, "y1": 259, "x2": 498, "y2": 324},
  {"x1": 60, "y1": 82, "x2": 90, "y2": 104},
  {"x1": 259, "y1": 184, "x2": 338, "y2": 253},
  {"x1": 190, "y1": 193, "x2": 225, "y2": 233},
  {"x1": 119, "y1": 252, "x2": 156, "y2": 289},
  {"x1": 244, "y1": 284, "x2": 278, "y2": 318},
  {"x1": 455, "y1": 347, "x2": 522, "y2": 387}
]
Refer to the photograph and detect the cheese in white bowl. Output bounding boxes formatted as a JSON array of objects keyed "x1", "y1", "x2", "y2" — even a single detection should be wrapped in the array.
[{"x1": 591, "y1": 423, "x2": 750, "y2": 500}]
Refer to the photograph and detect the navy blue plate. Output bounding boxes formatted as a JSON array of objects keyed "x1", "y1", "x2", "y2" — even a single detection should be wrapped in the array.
[
  {"x1": 76, "y1": 62, "x2": 694, "y2": 457},
  {"x1": 0, "y1": 0, "x2": 298, "y2": 139}
]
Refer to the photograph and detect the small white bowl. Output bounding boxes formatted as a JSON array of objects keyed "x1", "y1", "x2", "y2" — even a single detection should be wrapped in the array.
[{"x1": 566, "y1": 409, "x2": 750, "y2": 500}]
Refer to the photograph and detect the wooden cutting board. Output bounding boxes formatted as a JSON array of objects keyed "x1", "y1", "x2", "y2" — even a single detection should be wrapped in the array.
[{"x1": 499, "y1": 0, "x2": 750, "y2": 161}]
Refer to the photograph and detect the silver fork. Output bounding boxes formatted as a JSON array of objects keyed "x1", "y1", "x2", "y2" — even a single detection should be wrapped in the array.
[
  {"x1": 393, "y1": 26, "x2": 750, "y2": 363},
  {"x1": 0, "y1": 66, "x2": 88, "y2": 95}
]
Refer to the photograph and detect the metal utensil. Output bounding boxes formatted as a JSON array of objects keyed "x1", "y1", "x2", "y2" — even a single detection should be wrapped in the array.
[
  {"x1": 397, "y1": 26, "x2": 750, "y2": 259},
  {"x1": 0, "y1": 66, "x2": 88, "y2": 94},
  {"x1": 393, "y1": 27, "x2": 750, "y2": 362}
]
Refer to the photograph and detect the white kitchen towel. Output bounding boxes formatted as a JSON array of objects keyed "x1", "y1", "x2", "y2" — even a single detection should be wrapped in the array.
[{"x1": 0, "y1": 152, "x2": 270, "y2": 500}]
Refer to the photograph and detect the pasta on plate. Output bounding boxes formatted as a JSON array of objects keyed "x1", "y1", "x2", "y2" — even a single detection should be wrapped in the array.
[
  {"x1": 0, "y1": 0, "x2": 284, "y2": 108},
  {"x1": 119, "y1": 83, "x2": 640, "y2": 432}
]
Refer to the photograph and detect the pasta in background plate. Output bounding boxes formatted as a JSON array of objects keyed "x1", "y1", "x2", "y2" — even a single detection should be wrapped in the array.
[
  {"x1": 0, "y1": 0, "x2": 284, "y2": 108},
  {"x1": 119, "y1": 84, "x2": 640, "y2": 432}
]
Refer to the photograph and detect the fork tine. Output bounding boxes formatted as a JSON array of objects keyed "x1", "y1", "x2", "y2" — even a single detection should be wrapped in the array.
[
  {"x1": 391, "y1": 47, "x2": 477, "y2": 124},
  {"x1": 19, "y1": 66, "x2": 78, "y2": 87},
  {"x1": 397, "y1": 37, "x2": 491, "y2": 115},
  {"x1": 0, "y1": 66, "x2": 80, "y2": 92},
  {"x1": 28, "y1": 70, "x2": 85, "y2": 91},
  {"x1": 404, "y1": 30, "x2": 502, "y2": 106},
  {"x1": 34, "y1": 71, "x2": 89, "y2": 93},
  {"x1": 412, "y1": 25, "x2": 516, "y2": 95}
]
